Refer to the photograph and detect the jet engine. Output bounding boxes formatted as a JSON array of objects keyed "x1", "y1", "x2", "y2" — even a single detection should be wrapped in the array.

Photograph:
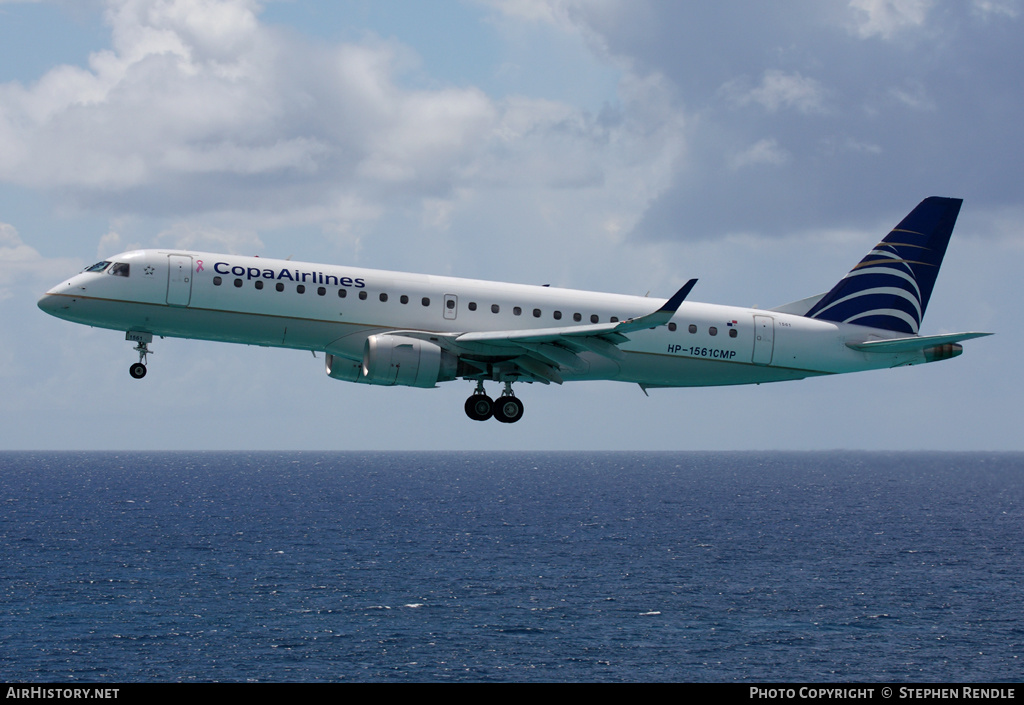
[
  {"x1": 326, "y1": 335, "x2": 458, "y2": 388},
  {"x1": 325, "y1": 354, "x2": 363, "y2": 382}
]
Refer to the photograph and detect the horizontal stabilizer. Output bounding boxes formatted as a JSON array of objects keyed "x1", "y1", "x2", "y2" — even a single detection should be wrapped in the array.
[{"x1": 847, "y1": 331, "x2": 991, "y2": 353}]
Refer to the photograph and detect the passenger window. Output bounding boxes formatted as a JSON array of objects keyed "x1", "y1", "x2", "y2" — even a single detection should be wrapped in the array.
[
  {"x1": 591, "y1": 315, "x2": 599, "y2": 323},
  {"x1": 296, "y1": 284, "x2": 305, "y2": 294},
  {"x1": 255, "y1": 280, "x2": 264, "y2": 290},
  {"x1": 359, "y1": 291, "x2": 368, "y2": 300},
  {"x1": 533, "y1": 309, "x2": 542, "y2": 318},
  {"x1": 213, "y1": 276, "x2": 222, "y2": 286},
  {"x1": 611, "y1": 317, "x2": 619, "y2": 323},
  {"x1": 317, "y1": 286, "x2": 326, "y2": 296},
  {"x1": 109, "y1": 263, "x2": 130, "y2": 277},
  {"x1": 276, "y1": 282, "x2": 285, "y2": 292},
  {"x1": 379, "y1": 293, "x2": 388, "y2": 302},
  {"x1": 446, "y1": 299, "x2": 455, "y2": 310},
  {"x1": 553, "y1": 311, "x2": 562, "y2": 320},
  {"x1": 688, "y1": 324, "x2": 697, "y2": 334},
  {"x1": 468, "y1": 302, "x2": 477, "y2": 311},
  {"x1": 513, "y1": 306, "x2": 522, "y2": 316},
  {"x1": 491, "y1": 304, "x2": 500, "y2": 314},
  {"x1": 729, "y1": 328, "x2": 738, "y2": 338},
  {"x1": 234, "y1": 278, "x2": 243, "y2": 288},
  {"x1": 668, "y1": 322, "x2": 677, "y2": 331},
  {"x1": 400, "y1": 295, "x2": 409, "y2": 304},
  {"x1": 709, "y1": 327, "x2": 717, "y2": 336},
  {"x1": 338, "y1": 289, "x2": 347, "y2": 298},
  {"x1": 422, "y1": 297, "x2": 430, "y2": 307},
  {"x1": 573, "y1": 313, "x2": 582, "y2": 322}
]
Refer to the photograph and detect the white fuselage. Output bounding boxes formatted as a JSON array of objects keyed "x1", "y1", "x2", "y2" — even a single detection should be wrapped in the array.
[{"x1": 38, "y1": 249, "x2": 928, "y2": 389}]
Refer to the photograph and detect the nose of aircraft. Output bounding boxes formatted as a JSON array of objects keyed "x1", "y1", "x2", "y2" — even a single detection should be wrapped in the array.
[
  {"x1": 37, "y1": 280, "x2": 76, "y2": 317},
  {"x1": 38, "y1": 290, "x2": 63, "y2": 315}
]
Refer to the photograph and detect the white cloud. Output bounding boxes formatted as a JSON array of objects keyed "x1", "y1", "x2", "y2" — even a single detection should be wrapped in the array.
[
  {"x1": 0, "y1": 0, "x2": 684, "y2": 261},
  {"x1": 116, "y1": 0, "x2": 260, "y2": 62},
  {"x1": 481, "y1": 0, "x2": 572, "y2": 25},
  {"x1": 817, "y1": 136, "x2": 883, "y2": 157},
  {"x1": 154, "y1": 221, "x2": 263, "y2": 253},
  {"x1": 0, "y1": 2, "x2": 498, "y2": 206},
  {"x1": 0, "y1": 223, "x2": 81, "y2": 301},
  {"x1": 849, "y1": 0, "x2": 933, "y2": 39},
  {"x1": 971, "y1": 0, "x2": 1020, "y2": 19},
  {"x1": 722, "y1": 70, "x2": 828, "y2": 114},
  {"x1": 887, "y1": 81, "x2": 936, "y2": 111},
  {"x1": 730, "y1": 138, "x2": 791, "y2": 170}
]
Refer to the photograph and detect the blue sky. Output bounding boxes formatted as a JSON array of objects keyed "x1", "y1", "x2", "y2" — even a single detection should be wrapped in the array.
[{"x1": 1, "y1": 0, "x2": 1020, "y2": 450}]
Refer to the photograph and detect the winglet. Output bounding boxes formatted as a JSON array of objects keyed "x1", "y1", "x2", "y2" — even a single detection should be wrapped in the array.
[
  {"x1": 615, "y1": 279, "x2": 697, "y2": 334},
  {"x1": 661, "y1": 279, "x2": 698, "y2": 314}
]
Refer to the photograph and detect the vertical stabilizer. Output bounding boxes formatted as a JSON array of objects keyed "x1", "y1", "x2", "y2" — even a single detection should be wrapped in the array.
[{"x1": 804, "y1": 197, "x2": 962, "y2": 334}]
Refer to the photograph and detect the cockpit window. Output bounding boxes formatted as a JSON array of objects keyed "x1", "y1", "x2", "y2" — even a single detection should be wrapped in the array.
[
  {"x1": 85, "y1": 261, "x2": 111, "y2": 273},
  {"x1": 108, "y1": 262, "x2": 130, "y2": 277}
]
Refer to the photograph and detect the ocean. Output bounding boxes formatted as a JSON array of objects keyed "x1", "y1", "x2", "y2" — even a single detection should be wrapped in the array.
[{"x1": 1, "y1": 451, "x2": 1021, "y2": 682}]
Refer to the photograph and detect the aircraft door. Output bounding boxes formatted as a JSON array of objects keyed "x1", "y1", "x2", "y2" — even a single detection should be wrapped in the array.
[
  {"x1": 167, "y1": 254, "x2": 193, "y2": 306},
  {"x1": 752, "y1": 315, "x2": 774, "y2": 365},
  {"x1": 443, "y1": 294, "x2": 458, "y2": 320}
]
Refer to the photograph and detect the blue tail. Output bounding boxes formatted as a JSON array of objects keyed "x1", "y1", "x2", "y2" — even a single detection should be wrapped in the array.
[{"x1": 804, "y1": 197, "x2": 963, "y2": 334}]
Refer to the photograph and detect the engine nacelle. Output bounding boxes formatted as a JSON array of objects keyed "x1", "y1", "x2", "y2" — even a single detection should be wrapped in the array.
[
  {"x1": 326, "y1": 337, "x2": 457, "y2": 387},
  {"x1": 325, "y1": 354, "x2": 363, "y2": 382},
  {"x1": 326, "y1": 336, "x2": 458, "y2": 387},
  {"x1": 362, "y1": 335, "x2": 458, "y2": 387}
]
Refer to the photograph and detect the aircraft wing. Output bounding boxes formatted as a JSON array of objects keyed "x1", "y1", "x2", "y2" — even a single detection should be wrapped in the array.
[{"x1": 390, "y1": 279, "x2": 697, "y2": 384}]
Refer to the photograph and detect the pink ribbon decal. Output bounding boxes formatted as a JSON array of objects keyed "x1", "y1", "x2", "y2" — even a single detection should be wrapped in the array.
[{"x1": 196, "y1": 260, "x2": 204, "y2": 272}]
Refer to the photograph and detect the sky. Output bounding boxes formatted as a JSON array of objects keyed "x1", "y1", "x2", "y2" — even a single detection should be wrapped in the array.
[{"x1": 1, "y1": 0, "x2": 1021, "y2": 451}]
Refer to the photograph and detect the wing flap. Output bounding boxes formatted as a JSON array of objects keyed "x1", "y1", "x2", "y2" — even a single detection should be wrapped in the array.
[
  {"x1": 513, "y1": 356, "x2": 564, "y2": 384},
  {"x1": 513, "y1": 342, "x2": 587, "y2": 370}
]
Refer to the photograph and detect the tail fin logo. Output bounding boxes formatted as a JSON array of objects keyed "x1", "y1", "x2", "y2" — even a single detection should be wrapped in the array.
[
  {"x1": 805, "y1": 197, "x2": 962, "y2": 335},
  {"x1": 811, "y1": 240, "x2": 929, "y2": 333}
]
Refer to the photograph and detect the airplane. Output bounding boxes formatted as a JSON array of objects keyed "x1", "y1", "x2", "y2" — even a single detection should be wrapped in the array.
[{"x1": 38, "y1": 197, "x2": 990, "y2": 424}]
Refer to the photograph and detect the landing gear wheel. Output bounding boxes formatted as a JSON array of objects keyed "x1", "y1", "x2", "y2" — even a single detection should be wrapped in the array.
[
  {"x1": 465, "y1": 394, "x2": 493, "y2": 421},
  {"x1": 493, "y1": 396, "x2": 524, "y2": 424},
  {"x1": 128, "y1": 333, "x2": 153, "y2": 379}
]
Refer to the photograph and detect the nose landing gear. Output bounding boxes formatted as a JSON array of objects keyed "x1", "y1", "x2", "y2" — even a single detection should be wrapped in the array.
[
  {"x1": 464, "y1": 381, "x2": 524, "y2": 423},
  {"x1": 126, "y1": 331, "x2": 153, "y2": 379}
]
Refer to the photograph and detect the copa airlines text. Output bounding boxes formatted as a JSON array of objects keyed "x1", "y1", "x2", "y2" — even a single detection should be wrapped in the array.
[{"x1": 39, "y1": 197, "x2": 990, "y2": 424}]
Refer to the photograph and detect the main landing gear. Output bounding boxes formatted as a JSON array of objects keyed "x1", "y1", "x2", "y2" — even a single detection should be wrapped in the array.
[
  {"x1": 126, "y1": 331, "x2": 153, "y2": 379},
  {"x1": 465, "y1": 381, "x2": 525, "y2": 424}
]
